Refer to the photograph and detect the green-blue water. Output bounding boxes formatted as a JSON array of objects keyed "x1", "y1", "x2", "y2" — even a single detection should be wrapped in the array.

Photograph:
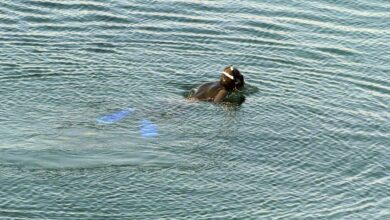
[{"x1": 1, "y1": 0, "x2": 389, "y2": 219}]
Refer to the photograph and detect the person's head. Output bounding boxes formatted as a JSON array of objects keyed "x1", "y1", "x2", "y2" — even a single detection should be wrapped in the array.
[{"x1": 220, "y1": 65, "x2": 244, "y2": 91}]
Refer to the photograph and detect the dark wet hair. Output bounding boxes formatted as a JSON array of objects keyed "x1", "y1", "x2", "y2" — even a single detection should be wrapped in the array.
[{"x1": 220, "y1": 66, "x2": 244, "y2": 91}]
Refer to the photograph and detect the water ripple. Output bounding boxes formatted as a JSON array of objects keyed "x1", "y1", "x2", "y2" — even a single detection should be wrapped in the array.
[{"x1": 1, "y1": 0, "x2": 389, "y2": 219}]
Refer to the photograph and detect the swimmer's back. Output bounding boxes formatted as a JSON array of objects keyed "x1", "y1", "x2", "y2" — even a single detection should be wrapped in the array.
[{"x1": 192, "y1": 82, "x2": 225, "y2": 101}]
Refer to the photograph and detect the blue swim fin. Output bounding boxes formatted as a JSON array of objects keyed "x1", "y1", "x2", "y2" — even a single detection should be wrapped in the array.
[
  {"x1": 140, "y1": 119, "x2": 158, "y2": 138},
  {"x1": 96, "y1": 108, "x2": 134, "y2": 124}
]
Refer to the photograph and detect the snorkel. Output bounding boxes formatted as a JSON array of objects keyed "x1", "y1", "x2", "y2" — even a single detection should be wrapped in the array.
[
  {"x1": 221, "y1": 66, "x2": 243, "y2": 91},
  {"x1": 222, "y1": 66, "x2": 235, "y2": 80}
]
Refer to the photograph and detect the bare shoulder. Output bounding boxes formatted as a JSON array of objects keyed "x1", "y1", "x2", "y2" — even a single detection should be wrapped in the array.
[{"x1": 214, "y1": 89, "x2": 228, "y2": 102}]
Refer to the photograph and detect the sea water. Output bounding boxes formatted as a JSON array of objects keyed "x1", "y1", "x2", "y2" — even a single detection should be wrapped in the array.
[{"x1": 0, "y1": 0, "x2": 389, "y2": 219}]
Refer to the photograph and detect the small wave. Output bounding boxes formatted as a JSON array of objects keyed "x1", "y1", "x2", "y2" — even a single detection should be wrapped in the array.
[{"x1": 316, "y1": 46, "x2": 357, "y2": 56}]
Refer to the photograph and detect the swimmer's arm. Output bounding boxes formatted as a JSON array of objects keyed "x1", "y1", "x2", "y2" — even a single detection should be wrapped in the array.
[{"x1": 214, "y1": 89, "x2": 227, "y2": 103}]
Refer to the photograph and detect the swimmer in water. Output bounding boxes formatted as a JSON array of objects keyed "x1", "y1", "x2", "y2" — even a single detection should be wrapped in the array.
[{"x1": 192, "y1": 65, "x2": 244, "y2": 102}]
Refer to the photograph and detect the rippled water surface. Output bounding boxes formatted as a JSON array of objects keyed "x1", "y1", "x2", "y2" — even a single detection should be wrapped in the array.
[{"x1": 1, "y1": 0, "x2": 389, "y2": 219}]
